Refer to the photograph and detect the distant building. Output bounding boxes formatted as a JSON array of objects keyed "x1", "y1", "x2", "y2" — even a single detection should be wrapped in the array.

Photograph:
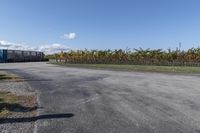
[{"x1": 0, "y1": 49, "x2": 45, "y2": 63}]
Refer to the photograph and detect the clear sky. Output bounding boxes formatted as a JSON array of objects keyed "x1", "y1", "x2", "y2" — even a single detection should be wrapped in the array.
[{"x1": 0, "y1": 0, "x2": 200, "y2": 53}]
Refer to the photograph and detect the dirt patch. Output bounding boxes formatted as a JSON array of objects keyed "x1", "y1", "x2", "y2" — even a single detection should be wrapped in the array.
[{"x1": 0, "y1": 91, "x2": 37, "y2": 118}]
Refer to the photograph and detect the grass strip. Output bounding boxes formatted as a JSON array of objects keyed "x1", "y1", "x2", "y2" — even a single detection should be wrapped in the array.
[{"x1": 51, "y1": 62, "x2": 200, "y2": 74}]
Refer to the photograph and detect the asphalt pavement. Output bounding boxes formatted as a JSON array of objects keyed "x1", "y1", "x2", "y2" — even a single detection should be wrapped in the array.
[{"x1": 1, "y1": 62, "x2": 200, "y2": 133}]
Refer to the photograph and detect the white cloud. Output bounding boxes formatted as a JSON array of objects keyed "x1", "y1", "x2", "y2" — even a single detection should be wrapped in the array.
[
  {"x1": 39, "y1": 43, "x2": 70, "y2": 54},
  {"x1": 63, "y1": 32, "x2": 76, "y2": 40},
  {"x1": 0, "y1": 40, "x2": 30, "y2": 50},
  {"x1": 0, "y1": 40, "x2": 70, "y2": 54}
]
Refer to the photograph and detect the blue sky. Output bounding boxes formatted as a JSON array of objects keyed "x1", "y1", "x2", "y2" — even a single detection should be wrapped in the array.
[{"x1": 0, "y1": 0, "x2": 200, "y2": 53}]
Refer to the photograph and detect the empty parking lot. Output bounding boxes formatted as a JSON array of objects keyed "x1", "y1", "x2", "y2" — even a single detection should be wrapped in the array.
[{"x1": 1, "y1": 62, "x2": 200, "y2": 133}]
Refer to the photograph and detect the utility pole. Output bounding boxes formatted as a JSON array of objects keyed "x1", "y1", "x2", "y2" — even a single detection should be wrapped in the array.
[{"x1": 179, "y1": 42, "x2": 182, "y2": 51}]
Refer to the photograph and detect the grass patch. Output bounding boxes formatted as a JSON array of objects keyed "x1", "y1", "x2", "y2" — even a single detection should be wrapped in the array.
[
  {"x1": 51, "y1": 62, "x2": 200, "y2": 74},
  {"x1": 0, "y1": 71, "x2": 20, "y2": 81},
  {"x1": 0, "y1": 91, "x2": 19, "y2": 117},
  {"x1": 0, "y1": 91, "x2": 37, "y2": 118}
]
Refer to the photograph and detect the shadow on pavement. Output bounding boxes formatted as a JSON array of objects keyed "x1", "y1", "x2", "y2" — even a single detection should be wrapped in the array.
[
  {"x1": 0, "y1": 78, "x2": 52, "y2": 83},
  {"x1": 0, "y1": 69, "x2": 52, "y2": 82},
  {"x1": 20, "y1": 79, "x2": 52, "y2": 82},
  {"x1": 0, "y1": 113, "x2": 74, "y2": 124}
]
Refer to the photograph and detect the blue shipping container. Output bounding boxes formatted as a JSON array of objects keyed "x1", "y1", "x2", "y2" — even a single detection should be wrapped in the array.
[
  {"x1": 0, "y1": 49, "x2": 44, "y2": 63},
  {"x1": 0, "y1": 49, "x2": 7, "y2": 63}
]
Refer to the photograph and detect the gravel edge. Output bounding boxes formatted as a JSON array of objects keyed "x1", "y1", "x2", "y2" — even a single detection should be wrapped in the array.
[{"x1": 0, "y1": 72, "x2": 38, "y2": 133}]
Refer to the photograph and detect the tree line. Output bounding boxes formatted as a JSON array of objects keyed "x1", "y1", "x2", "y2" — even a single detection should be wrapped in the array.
[{"x1": 46, "y1": 47, "x2": 200, "y2": 66}]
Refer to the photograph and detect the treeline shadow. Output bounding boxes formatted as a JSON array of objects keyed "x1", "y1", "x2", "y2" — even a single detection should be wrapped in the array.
[
  {"x1": 0, "y1": 78, "x2": 52, "y2": 83},
  {"x1": 0, "y1": 113, "x2": 74, "y2": 124},
  {"x1": 0, "y1": 69, "x2": 52, "y2": 82},
  {"x1": 19, "y1": 78, "x2": 52, "y2": 82}
]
